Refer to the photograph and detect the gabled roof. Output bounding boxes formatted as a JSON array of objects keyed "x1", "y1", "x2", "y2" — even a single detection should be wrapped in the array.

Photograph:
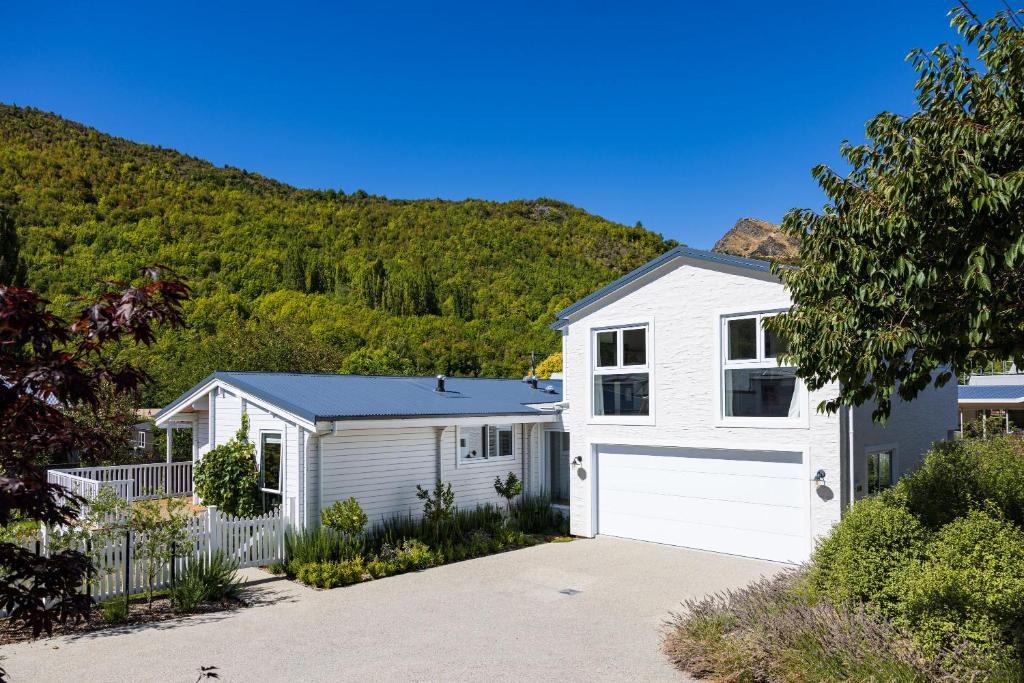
[
  {"x1": 155, "y1": 371, "x2": 563, "y2": 424},
  {"x1": 958, "y1": 384, "x2": 1024, "y2": 403},
  {"x1": 551, "y1": 245, "x2": 774, "y2": 328}
]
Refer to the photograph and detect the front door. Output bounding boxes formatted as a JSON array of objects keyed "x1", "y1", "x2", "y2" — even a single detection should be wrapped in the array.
[{"x1": 545, "y1": 431, "x2": 570, "y2": 506}]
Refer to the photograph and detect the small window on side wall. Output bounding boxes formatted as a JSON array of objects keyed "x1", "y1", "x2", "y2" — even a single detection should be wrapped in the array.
[
  {"x1": 867, "y1": 449, "x2": 894, "y2": 495},
  {"x1": 460, "y1": 425, "x2": 513, "y2": 461}
]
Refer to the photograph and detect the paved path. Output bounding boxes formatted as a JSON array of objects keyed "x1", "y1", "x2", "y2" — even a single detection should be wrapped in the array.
[{"x1": 0, "y1": 537, "x2": 781, "y2": 682}]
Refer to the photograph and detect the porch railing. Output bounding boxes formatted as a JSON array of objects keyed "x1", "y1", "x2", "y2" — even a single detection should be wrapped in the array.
[{"x1": 47, "y1": 461, "x2": 193, "y2": 501}]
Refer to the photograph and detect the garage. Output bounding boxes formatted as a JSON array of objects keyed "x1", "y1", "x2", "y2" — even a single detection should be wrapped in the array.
[{"x1": 595, "y1": 445, "x2": 810, "y2": 563}]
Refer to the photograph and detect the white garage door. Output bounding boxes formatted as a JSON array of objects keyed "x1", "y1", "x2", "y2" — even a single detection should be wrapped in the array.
[{"x1": 596, "y1": 445, "x2": 810, "y2": 563}]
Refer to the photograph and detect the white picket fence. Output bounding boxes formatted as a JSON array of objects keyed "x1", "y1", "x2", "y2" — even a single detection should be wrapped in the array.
[
  {"x1": 47, "y1": 461, "x2": 193, "y2": 502},
  {"x1": 16, "y1": 505, "x2": 284, "y2": 606}
]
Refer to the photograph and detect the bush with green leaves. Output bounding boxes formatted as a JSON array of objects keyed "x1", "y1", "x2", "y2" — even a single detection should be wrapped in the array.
[
  {"x1": 193, "y1": 413, "x2": 259, "y2": 517},
  {"x1": 808, "y1": 495, "x2": 928, "y2": 615},
  {"x1": 511, "y1": 495, "x2": 567, "y2": 535},
  {"x1": 172, "y1": 551, "x2": 245, "y2": 613},
  {"x1": 295, "y1": 558, "x2": 366, "y2": 588},
  {"x1": 493, "y1": 471, "x2": 523, "y2": 514},
  {"x1": 895, "y1": 510, "x2": 1024, "y2": 664},
  {"x1": 415, "y1": 479, "x2": 455, "y2": 528},
  {"x1": 320, "y1": 497, "x2": 368, "y2": 536}
]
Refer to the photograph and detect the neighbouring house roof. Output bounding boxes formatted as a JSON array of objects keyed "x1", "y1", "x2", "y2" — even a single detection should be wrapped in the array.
[
  {"x1": 958, "y1": 384, "x2": 1024, "y2": 403},
  {"x1": 551, "y1": 245, "x2": 775, "y2": 328},
  {"x1": 155, "y1": 371, "x2": 563, "y2": 424}
]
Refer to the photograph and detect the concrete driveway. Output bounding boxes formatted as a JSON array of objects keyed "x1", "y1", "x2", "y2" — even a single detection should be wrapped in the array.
[{"x1": 1, "y1": 537, "x2": 781, "y2": 682}]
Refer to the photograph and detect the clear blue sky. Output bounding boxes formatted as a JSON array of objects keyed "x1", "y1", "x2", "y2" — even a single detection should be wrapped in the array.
[{"x1": 0, "y1": 1, "x2": 1004, "y2": 247}]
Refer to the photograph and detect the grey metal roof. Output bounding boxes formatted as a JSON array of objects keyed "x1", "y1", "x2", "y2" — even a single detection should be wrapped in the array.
[
  {"x1": 551, "y1": 246, "x2": 775, "y2": 328},
  {"x1": 958, "y1": 384, "x2": 1024, "y2": 402},
  {"x1": 156, "y1": 372, "x2": 563, "y2": 423}
]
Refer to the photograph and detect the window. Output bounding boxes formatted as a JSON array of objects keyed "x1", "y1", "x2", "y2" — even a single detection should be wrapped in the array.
[
  {"x1": 722, "y1": 313, "x2": 801, "y2": 419},
  {"x1": 260, "y1": 432, "x2": 282, "y2": 512},
  {"x1": 866, "y1": 449, "x2": 893, "y2": 495},
  {"x1": 135, "y1": 430, "x2": 147, "y2": 449},
  {"x1": 545, "y1": 431, "x2": 570, "y2": 506},
  {"x1": 459, "y1": 425, "x2": 514, "y2": 461},
  {"x1": 593, "y1": 325, "x2": 649, "y2": 416}
]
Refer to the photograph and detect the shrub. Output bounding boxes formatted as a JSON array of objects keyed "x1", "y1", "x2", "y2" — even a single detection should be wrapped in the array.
[
  {"x1": 295, "y1": 557, "x2": 366, "y2": 588},
  {"x1": 172, "y1": 551, "x2": 245, "y2": 612},
  {"x1": 663, "y1": 570, "x2": 993, "y2": 682},
  {"x1": 415, "y1": 479, "x2": 455, "y2": 527},
  {"x1": 510, "y1": 495, "x2": 566, "y2": 534},
  {"x1": 378, "y1": 539, "x2": 440, "y2": 572},
  {"x1": 320, "y1": 497, "x2": 368, "y2": 536},
  {"x1": 493, "y1": 471, "x2": 523, "y2": 514},
  {"x1": 896, "y1": 436, "x2": 1024, "y2": 529},
  {"x1": 365, "y1": 557, "x2": 395, "y2": 579},
  {"x1": 101, "y1": 597, "x2": 129, "y2": 624},
  {"x1": 193, "y1": 413, "x2": 259, "y2": 517},
  {"x1": 808, "y1": 495, "x2": 928, "y2": 615},
  {"x1": 285, "y1": 526, "x2": 369, "y2": 567},
  {"x1": 896, "y1": 510, "x2": 1024, "y2": 665}
]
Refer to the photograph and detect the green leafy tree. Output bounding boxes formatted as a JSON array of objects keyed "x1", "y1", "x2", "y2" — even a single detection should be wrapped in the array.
[
  {"x1": 129, "y1": 495, "x2": 196, "y2": 609},
  {"x1": 768, "y1": 6, "x2": 1024, "y2": 419},
  {"x1": 493, "y1": 471, "x2": 523, "y2": 515},
  {"x1": 535, "y1": 352, "x2": 562, "y2": 379},
  {"x1": 358, "y1": 258, "x2": 388, "y2": 309},
  {"x1": 62, "y1": 383, "x2": 140, "y2": 466},
  {"x1": 193, "y1": 413, "x2": 259, "y2": 516},
  {"x1": 415, "y1": 480, "x2": 455, "y2": 529},
  {"x1": 0, "y1": 203, "x2": 26, "y2": 286}
]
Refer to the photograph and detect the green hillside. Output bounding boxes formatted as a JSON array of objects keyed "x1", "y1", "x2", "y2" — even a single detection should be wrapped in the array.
[{"x1": 0, "y1": 104, "x2": 676, "y2": 404}]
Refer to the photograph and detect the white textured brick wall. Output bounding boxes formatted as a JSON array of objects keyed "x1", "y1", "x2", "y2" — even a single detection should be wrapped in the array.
[{"x1": 560, "y1": 258, "x2": 844, "y2": 544}]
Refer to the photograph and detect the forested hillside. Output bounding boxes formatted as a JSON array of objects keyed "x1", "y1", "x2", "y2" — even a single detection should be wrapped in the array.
[{"x1": 0, "y1": 105, "x2": 675, "y2": 404}]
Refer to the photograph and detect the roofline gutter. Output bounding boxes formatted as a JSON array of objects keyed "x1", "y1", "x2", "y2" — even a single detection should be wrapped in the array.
[{"x1": 328, "y1": 413, "x2": 558, "y2": 434}]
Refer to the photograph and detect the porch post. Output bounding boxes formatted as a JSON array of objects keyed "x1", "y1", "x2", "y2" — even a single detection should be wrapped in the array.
[{"x1": 166, "y1": 426, "x2": 174, "y2": 464}]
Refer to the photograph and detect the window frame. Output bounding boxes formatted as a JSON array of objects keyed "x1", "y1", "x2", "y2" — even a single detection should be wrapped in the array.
[
  {"x1": 865, "y1": 446, "x2": 896, "y2": 496},
  {"x1": 589, "y1": 322, "x2": 654, "y2": 424},
  {"x1": 258, "y1": 430, "x2": 283, "y2": 495},
  {"x1": 457, "y1": 424, "x2": 516, "y2": 466},
  {"x1": 135, "y1": 430, "x2": 147, "y2": 449},
  {"x1": 717, "y1": 309, "x2": 806, "y2": 428}
]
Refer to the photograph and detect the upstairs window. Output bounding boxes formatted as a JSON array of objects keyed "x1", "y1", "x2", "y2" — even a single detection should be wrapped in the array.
[
  {"x1": 593, "y1": 325, "x2": 649, "y2": 416},
  {"x1": 722, "y1": 313, "x2": 801, "y2": 419}
]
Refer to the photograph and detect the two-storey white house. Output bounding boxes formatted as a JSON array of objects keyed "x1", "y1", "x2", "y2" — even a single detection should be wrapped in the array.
[
  {"x1": 155, "y1": 247, "x2": 957, "y2": 565},
  {"x1": 551, "y1": 246, "x2": 957, "y2": 562}
]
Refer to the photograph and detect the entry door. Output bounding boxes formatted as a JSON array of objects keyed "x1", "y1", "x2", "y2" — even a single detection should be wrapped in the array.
[
  {"x1": 544, "y1": 431, "x2": 570, "y2": 506},
  {"x1": 596, "y1": 445, "x2": 810, "y2": 563}
]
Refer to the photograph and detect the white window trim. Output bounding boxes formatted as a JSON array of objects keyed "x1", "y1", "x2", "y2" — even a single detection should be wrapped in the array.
[
  {"x1": 863, "y1": 443, "x2": 898, "y2": 497},
  {"x1": 716, "y1": 308, "x2": 808, "y2": 429},
  {"x1": 258, "y1": 429, "x2": 284, "y2": 495},
  {"x1": 135, "y1": 430, "x2": 147, "y2": 448},
  {"x1": 456, "y1": 424, "x2": 517, "y2": 468},
  {"x1": 588, "y1": 321, "x2": 655, "y2": 425}
]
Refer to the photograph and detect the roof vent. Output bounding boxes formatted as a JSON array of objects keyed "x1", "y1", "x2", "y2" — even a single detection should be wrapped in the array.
[
  {"x1": 435, "y1": 375, "x2": 446, "y2": 393},
  {"x1": 544, "y1": 385, "x2": 556, "y2": 394}
]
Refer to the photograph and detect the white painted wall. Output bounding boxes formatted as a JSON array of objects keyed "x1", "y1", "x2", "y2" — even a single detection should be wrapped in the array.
[
  {"x1": 852, "y1": 384, "x2": 958, "y2": 496},
  {"x1": 441, "y1": 425, "x2": 527, "y2": 509},
  {"x1": 559, "y1": 258, "x2": 844, "y2": 547},
  {"x1": 319, "y1": 427, "x2": 438, "y2": 525}
]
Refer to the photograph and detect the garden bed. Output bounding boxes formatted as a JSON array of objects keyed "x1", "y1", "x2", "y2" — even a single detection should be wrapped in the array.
[
  {"x1": 279, "y1": 494, "x2": 571, "y2": 590},
  {"x1": 0, "y1": 590, "x2": 246, "y2": 646}
]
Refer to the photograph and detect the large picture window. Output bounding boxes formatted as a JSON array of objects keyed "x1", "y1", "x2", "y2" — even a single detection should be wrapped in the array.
[
  {"x1": 593, "y1": 325, "x2": 649, "y2": 417},
  {"x1": 722, "y1": 313, "x2": 801, "y2": 419}
]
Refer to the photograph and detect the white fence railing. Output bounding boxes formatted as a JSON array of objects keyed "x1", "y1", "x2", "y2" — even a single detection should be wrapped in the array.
[
  {"x1": 47, "y1": 461, "x2": 193, "y2": 501},
  {"x1": 13, "y1": 505, "x2": 284, "y2": 607}
]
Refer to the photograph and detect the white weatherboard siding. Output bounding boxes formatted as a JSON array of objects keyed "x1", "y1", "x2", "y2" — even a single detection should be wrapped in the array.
[
  {"x1": 440, "y1": 425, "x2": 527, "y2": 509},
  {"x1": 595, "y1": 446, "x2": 810, "y2": 563},
  {"x1": 560, "y1": 258, "x2": 843, "y2": 560},
  {"x1": 320, "y1": 427, "x2": 438, "y2": 524}
]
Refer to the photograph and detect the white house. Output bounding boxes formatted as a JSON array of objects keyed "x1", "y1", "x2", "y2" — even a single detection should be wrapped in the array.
[
  {"x1": 551, "y1": 246, "x2": 958, "y2": 562},
  {"x1": 155, "y1": 246, "x2": 958, "y2": 565},
  {"x1": 154, "y1": 374, "x2": 566, "y2": 529}
]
